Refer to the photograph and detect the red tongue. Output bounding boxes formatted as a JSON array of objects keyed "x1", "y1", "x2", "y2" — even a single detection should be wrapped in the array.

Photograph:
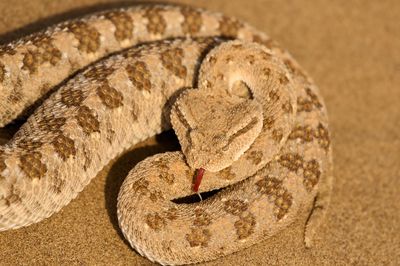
[{"x1": 193, "y1": 168, "x2": 205, "y2": 192}]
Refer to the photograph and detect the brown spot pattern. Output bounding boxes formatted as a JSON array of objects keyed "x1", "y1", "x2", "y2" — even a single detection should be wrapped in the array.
[
  {"x1": 234, "y1": 213, "x2": 256, "y2": 239},
  {"x1": 256, "y1": 176, "x2": 280, "y2": 195},
  {"x1": 152, "y1": 158, "x2": 169, "y2": 171},
  {"x1": 126, "y1": 61, "x2": 152, "y2": 92},
  {"x1": 256, "y1": 176, "x2": 293, "y2": 220},
  {"x1": 0, "y1": 62, "x2": 5, "y2": 82},
  {"x1": 306, "y1": 88, "x2": 322, "y2": 108},
  {"x1": 67, "y1": 21, "x2": 100, "y2": 53},
  {"x1": 272, "y1": 128, "x2": 283, "y2": 142},
  {"x1": 219, "y1": 16, "x2": 243, "y2": 37},
  {"x1": 76, "y1": 106, "x2": 100, "y2": 135},
  {"x1": 303, "y1": 159, "x2": 321, "y2": 190},
  {"x1": 22, "y1": 34, "x2": 62, "y2": 73},
  {"x1": 208, "y1": 55, "x2": 217, "y2": 65},
  {"x1": 105, "y1": 11, "x2": 133, "y2": 42},
  {"x1": 37, "y1": 115, "x2": 66, "y2": 133},
  {"x1": 252, "y1": 34, "x2": 279, "y2": 49},
  {"x1": 218, "y1": 166, "x2": 236, "y2": 180},
  {"x1": 39, "y1": 82, "x2": 51, "y2": 96},
  {"x1": 2, "y1": 186, "x2": 21, "y2": 207},
  {"x1": 246, "y1": 150, "x2": 263, "y2": 165},
  {"x1": 149, "y1": 190, "x2": 164, "y2": 202},
  {"x1": 181, "y1": 7, "x2": 203, "y2": 35},
  {"x1": 274, "y1": 190, "x2": 293, "y2": 220},
  {"x1": 315, "y1": 123, "x2": 331, "y2": 151},
  {"x1": 144, "y1": 7, "x2": 167, "y2": 35},
  {"x1": 7, "y1": 88, "x2": 23, "y2": 104},
  {"x1": 186, "y1": 228, "x2": 211, "y2": 247},
  {"x1": 288, "y1": 124, "x2": 330, "y2": 151},
  {"x1": 297, "y1": 88, "x2": 322, "y2": 112},
  {"x1": 52, "y1": 133, "x2": 76, "y2": 161},
  {"x1": 52, "y1": 176, "x2": 66, "y2": 194},
  {"x1": 193, "y1": 208, "x2": 212, "y2": 226},
  {"x1": 282, "y1": 101, "x2": 293, "y2": 114},
  {"x1": 158, "y1": 172, "x2": 174, "y2": 184},
  {"x1": 0, "y1": 153, "x2": 6, "y2": 182},
  {"x1": 278, "y1": 153, "x2": 304, "y2": 172},
  {"x1": 289, "y1": 125, "x2": 315, "y2": 142},
  {"x1": 0, "y1": 45, "x2": 16, "y2": 56},
  {"x1": 145, "y1": 213, "x2": 166, "y2": 231},
  {"x1": 283, "y1": 59, "x2": 297, "y2": 74},
  {"x1": 262, "y1": 67, "x2": 271, "y2": 77},
  {"x1": 297, "y1": 97, "x2": 313, "y2": 112},
  {"x1": 160, "y1": 48, "x2": 187, "y2": 79},
  {"x1": 224, "y1": 199, "x2": 249, "y2": 216},
  {"x1": 263, "y1": 116, "x2": 275, "y2": 130},
  {"x1": 61, "y1": 88, "x2": 86, "y2": 107},
  {"x1": 133, "y1": 180, "x2": 150, "y2": 197},
  {"x1": 97, "y1": 83, "x2": 124, "y2": 108},
  {"x1": 245, "y1": 54, "x2": 256, "y2": 64},
  {"x1": 84, "y1": 65, "x2": 115, "y2": 80},
  {"x1": 269, "y1": 90, "x2": 280, "y2": 102},
  {"x1": 0, "y1": 154, "x2": 6, "y2": 173},
  {"x1": 15, "y1": 139, "x2": 42, "y2": 152},
  {"x1": 165, "y1": 207, "x2": 179, "y2": 221},
  {"x1": 19, "y1": 152, "x2": 47, "y2": 180},
  {"x1": 283, "y1": 59, "x2": 308, "y2": 80}
]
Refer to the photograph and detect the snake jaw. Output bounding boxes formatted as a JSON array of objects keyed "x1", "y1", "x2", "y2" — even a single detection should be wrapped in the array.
[{"x1": 193, "y1": 168, "x2": 205, "y2": 192}]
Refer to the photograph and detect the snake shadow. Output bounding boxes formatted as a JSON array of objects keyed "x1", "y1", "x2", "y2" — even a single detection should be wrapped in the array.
[{"x1": 103, "y1": 130, "x2": 180, "y2": 243}]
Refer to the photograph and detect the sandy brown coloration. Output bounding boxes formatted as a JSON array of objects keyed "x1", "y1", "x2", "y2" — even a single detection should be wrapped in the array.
[
  {"x1": 126, "y1": 61, "x2": 152, "y2": 93},
  {"x1": 104, "y1": 11, "x2": 134, "y2": 42},
  {"x1": 0, "y1": 62, "x2": 5, "y2": 83},
  {"x1": 278, "y1": 153, "x2": 304, "y2": 172},
  {"x1": 75, "y1": 106, "x2": 100, "y2": 135},
  {"x1": 0, "y1": 4, "x2": 332, "y2": 266},
  {"x1": 61, "y1": 88, "x2": 86, "y2": 107},
  {"x1": 118, "y1": 40, "x2": 331, "y2": 265},
  {"x1": 19, "y1": 152, "x2": 47, "y2": 180},
  {"x1": 219, "y1": 16, "x2": 242, "y2": 37},
  {"x1": 145, "y1": 213, "x2": 166, "y2": 231},
  {"x1": 256, "y1": 176, "x2": 293, "y2": 220},
  {"x1": 97, "y1": 83, "x2": 124, "y2": 109},
  {"x1": 52, "y1": 133, "x2": 76, "y2": 161},
  {"x1": 160, "y1": 48, "x2": 187, "y2": 79},
  {"x1": 303, "y1": 159, "x2": 321, "y2": 191},
  {"x1": 186, "y1": 228, "x2": 211, "y2": 247},
  {"x1": 181, "y1": 7, "x2": 203, "y2": 35},
  {"x1": 234, "y1": 213, "x2": 256, "y2": 239},
  {"x1": 144, "y1": 7, "x2": 167, "y2": 35},
  {"x1": 66, "y1": 21, "x2": 101, "y2": 53},
  {"x1": 21, "y1": 34, "x2": 62, "y2": 74}
]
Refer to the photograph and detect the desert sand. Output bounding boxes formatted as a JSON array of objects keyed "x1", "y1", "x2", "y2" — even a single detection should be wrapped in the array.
[{"x1": 0, "y1": 0, "x2": 399, "y2": 265}]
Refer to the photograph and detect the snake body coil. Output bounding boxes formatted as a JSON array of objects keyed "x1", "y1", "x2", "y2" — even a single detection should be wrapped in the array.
[{"x1": 0, "y1": 4, "x2": 332, "y2": 265}]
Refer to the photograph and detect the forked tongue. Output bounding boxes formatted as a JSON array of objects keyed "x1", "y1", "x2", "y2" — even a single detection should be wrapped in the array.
[{"x1": 193, "y1": 168, "x2": 205, "y2": 192}]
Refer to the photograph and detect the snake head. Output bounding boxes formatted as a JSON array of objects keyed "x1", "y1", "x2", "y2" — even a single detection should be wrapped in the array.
[{"x1": 170, "y1": 89, "x2": 263, "y2": 175}]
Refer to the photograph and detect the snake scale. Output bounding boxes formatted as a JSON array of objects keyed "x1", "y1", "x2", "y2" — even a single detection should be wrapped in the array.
[{"x1": 0, "y1": 4, "x2": 332, "y2": 265}]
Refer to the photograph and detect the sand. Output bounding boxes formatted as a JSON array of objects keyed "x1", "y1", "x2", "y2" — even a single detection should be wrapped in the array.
[{"x1": 0, "y1": 0, "x2": 399, "y2": 265}]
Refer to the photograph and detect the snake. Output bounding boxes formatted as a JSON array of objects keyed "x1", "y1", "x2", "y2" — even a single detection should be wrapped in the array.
[{"x1": 0, "y1": 4, "x2": 332, "y2": 265}]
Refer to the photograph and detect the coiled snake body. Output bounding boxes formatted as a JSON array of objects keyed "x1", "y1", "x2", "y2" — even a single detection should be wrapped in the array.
[{"x1": 0, "y1": 4, "x2": 332, "y2": 265}]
